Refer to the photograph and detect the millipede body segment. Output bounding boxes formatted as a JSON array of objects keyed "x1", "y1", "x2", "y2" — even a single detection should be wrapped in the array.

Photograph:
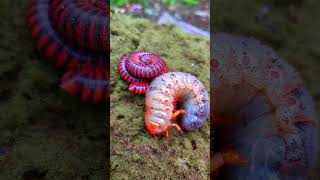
[
  {"x1": 211, "y1": 33, "x2": 319, "y2": 179},
  {"x1": 27, "y1": 0, "x2": 110, "y2": 103},
  {"x1": 145, "y1": 72, "x2": 209, "y2": 137},
  {"x1": 118, "y1": 51, "x2": 168, "y2": 94}
]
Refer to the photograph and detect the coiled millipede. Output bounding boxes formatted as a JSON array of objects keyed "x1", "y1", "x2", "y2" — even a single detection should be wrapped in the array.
[
  {"x1": 118, "y1": 51, "x2": 168, "y2": 94},
  {"x1": 27, "y1": 0, "x2": 109, "y2": 103}
]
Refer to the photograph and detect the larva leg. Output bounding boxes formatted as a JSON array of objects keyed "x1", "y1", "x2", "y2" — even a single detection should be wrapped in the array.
[
  {"x1": 171, "y1": 109, "x2": 187, "y2": 120},
  {"x1": 211, "y1": 153, "x2": 224, "y2": 177},
  {"x1": 210, "y1": 150, "x2": 248, "y2": 176},
  {"x1": 168, "y1": 123, "x2": 183, "y2": 133},
  {"x1": 211, "y1": 151, "x2": 248, "y2": 177},
  {"x1": 165, "y1": 130, "x2": 169, "y2": 144},
  {"x1": 221, "y1": 150, "x2": 248, "y2": 165},
  {"x1": 164, "y1": 124, "x2": 182, "y2": 144}
]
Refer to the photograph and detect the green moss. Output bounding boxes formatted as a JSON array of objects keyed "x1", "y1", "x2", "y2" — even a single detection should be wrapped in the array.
[{"x1": 110, "y1": 14, "x2": 210, "y2": 179}]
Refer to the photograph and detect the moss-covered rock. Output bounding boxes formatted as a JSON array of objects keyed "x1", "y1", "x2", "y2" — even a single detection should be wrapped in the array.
[{"x1": 110, "y1": 15, "x2": 210, "y2": 179}]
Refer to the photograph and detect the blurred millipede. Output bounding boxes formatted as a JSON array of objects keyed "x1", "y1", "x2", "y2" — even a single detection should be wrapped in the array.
[
  {"x1": 27, "y1": 0, "x2": 109, "y2": 103},
  {"x1": 118, "y1": 51, "x2": 168, "y2": 94},
  {"x1": 211, "y1": 33, "x2": 319, "y2": 179},
  {"x1": 145, "y1": 72, "x2": 209, "y2": 138}
]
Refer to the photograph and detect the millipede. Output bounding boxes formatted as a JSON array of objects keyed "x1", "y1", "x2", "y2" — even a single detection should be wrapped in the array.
[
  {"x1": 211, "y1": 33, "x2": 319, "y2": 179},
  {"x1": 145, "y1": 72, "x2": 209, "y2": 138},
  {"x1": 27, "y1": 0, "x2": 109, "y2": 103},
  {"x1": 118, "y1": 51, "x2": 168, "y2": 94}
]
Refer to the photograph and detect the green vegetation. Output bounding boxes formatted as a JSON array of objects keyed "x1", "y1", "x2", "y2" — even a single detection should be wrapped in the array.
[
  {"x1": 162, "y1": 0, "x2": 201, "y2": 6},
  {"x1": 110, "y1": 0, "x2": 149, "y2": 8},
  {"x1": 110, "y1": 0, "x2": 203, "y2": 8}
]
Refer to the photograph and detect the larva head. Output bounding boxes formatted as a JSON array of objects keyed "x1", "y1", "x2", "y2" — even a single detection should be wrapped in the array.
[
  {"x1": 145, "y1": 119, "x2": 167, "y2": 135},
  {"x1": 144, "y1": 113, "x2": 169, "y2": 135}
]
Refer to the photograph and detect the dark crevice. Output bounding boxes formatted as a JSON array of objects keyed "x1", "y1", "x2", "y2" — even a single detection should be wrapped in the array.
[{"x1": 23, "y1": 169, "x2": 47, "y2": 180}]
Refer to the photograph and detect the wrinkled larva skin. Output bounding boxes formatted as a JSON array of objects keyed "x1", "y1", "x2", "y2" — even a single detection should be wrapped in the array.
[
  {"x1": 145, "y1": 72, "x2": 209, "y2": 135},
  {"x1": 211, "y1": 33, "x2": 319, "y2": 179}
]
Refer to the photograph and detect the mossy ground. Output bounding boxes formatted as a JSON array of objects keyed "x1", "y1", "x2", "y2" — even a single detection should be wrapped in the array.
[
  {"x1": 110, "y1": 15, "x2": 210, "y2": 179},
  {"x1": 0, "y1": 0, "x2": 107, "y2": 179},
  {"x1": 212, "y1": 0, "x2": 320, "y2": 178}
]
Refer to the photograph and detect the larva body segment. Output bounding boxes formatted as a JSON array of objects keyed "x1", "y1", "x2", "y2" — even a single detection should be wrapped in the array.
[
  {"x1": 27, "y1": 0, "x2": 109, "y2": 103},
  {"x1": 211, "y1": 33, "x2": 319, "y2": 179},
  {"x1": 145, "y1": 72, "x2": 209, "y2": 135}
]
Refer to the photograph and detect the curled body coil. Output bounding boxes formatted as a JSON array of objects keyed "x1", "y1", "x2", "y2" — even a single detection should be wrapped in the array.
[
  {"x1": 27, "y1": 0, "x2": 109, "y2": 103},
  {"x1": 211, "y1": 33, "x2": 319, "y2": 179},
  {"x1": 118, "y1": 51, "x2": 168, "y2": 94},
  {"x1": 145, "y1": 72, "x2": 209, "y2": 135}
]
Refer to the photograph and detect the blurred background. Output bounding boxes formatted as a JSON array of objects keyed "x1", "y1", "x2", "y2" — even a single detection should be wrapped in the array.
[
  {"x1": 0, "y1": 0, "x2": 108, "y2": 179},
  {"x1": 110, "y1": 0, "x2": 210, "y2": 38},
  {"x1": 211, "y1": 0, "x2": 320, "y2": 179}
]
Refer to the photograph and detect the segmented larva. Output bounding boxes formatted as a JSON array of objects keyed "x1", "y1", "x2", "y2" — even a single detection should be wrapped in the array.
[
  {"x1": 118, "y1": 51, "x2": 168, "y2": 94},
  {"x1": 145, "y1": 72, "x2": 209, "y2": 137},
  {"x1": 211, "y1": 33, "x2": 319, "y2": 179},
  {"x1": 27, "y1": 0, "x2": 109, "y2": 103}
]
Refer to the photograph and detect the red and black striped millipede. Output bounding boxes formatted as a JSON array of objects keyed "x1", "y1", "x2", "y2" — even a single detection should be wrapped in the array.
[
  {"x1": 118, "y1": 51, "x2": 168, "y2": 94},
  {"x1": 27, "y1": 0, "x2": 109, "y2": 103}
]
